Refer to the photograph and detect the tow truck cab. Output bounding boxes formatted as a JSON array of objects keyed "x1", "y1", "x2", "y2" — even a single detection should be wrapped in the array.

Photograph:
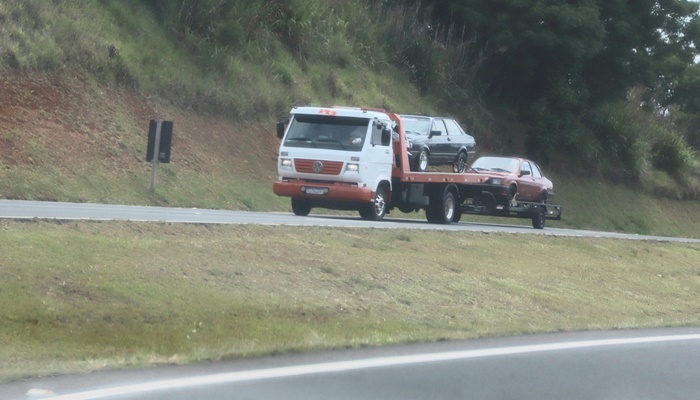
[{"x1": 273, "y1": 106, "x2": 394, "y2": 220}]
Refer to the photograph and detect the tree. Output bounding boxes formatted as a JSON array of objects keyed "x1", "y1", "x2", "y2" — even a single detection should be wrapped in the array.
[{"x1": 423, "y1": 0, "x2": 699, "y2": 162}]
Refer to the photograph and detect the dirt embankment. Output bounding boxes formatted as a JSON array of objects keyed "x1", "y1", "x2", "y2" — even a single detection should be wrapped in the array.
[{"x1": 0, "y1": 72, "x2": 279, "y2": 181}]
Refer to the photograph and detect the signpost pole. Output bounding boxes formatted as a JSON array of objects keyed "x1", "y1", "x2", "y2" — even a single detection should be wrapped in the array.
[{"x1": 149, "y1": 120, "x2": 162, "y2": 193}]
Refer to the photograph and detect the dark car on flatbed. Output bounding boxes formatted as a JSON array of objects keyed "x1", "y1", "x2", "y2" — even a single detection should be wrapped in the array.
[{"x1": 400, "y1": 115, "x2": 476, "y2": 173}]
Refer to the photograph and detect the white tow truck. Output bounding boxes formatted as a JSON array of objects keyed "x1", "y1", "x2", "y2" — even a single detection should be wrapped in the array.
[{"x1": 273, "y1": 106, "x2": 561, "y2": 228}]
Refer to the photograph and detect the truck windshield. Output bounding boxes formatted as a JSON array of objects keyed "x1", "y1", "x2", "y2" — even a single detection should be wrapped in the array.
[{"x1": 284, "y1": 114, "x2": 369, "y2": 152}]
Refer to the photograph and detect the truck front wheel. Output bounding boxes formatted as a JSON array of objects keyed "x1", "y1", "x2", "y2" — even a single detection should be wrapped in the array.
[
  {"x1": 291, "y1": 198, "x2": 311, "y2": 216},
  {"x1": 359, "y1": 187, "x2": 387, "y2": 221}
]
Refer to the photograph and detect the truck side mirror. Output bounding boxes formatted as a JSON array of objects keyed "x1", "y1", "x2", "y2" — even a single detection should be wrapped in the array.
[
  {"x1": 276, "y1": 121, "x2": 286, "y2": 139},
  {"x1": 371, "y1": 122, "x2": 390, "y2": 146},
  {"x1": 381, "y1": 128, "x2": 391, "y2": 146},
  {"x1": 429, "y1": 130, "x2": 441, "y2": 138},
  {"x1": 520, "y1": 170, "x2": 531, "y2": 177}
]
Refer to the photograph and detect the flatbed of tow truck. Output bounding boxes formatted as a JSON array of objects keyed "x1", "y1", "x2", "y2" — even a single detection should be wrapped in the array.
[{"x1": 386, "y1": 113, "x2": 562, "y2": 229}]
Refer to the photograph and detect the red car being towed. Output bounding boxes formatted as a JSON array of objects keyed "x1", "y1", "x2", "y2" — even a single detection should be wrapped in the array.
[{"x1": 469, "y1": 156, "x2": 554, "y2": 203}]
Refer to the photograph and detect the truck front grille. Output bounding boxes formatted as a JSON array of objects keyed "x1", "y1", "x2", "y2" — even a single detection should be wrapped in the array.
[{"x1": 294, "y1": 159, "x2": 343, "y2": 175}]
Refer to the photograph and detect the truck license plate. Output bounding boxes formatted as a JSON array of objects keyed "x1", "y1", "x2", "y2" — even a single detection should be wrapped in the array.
[{"x1": 306, "y1": 187, "x2": 326, "y2": 195}]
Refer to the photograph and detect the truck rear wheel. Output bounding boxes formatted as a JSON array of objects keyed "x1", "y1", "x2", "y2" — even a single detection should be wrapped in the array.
[
  {"x1": 453, "y1": 208, "x2": 462, "y2": 223},
  {"x1": 426, "y1": 189, "x2": 455, "y2": 224},
  {"x1": 291, "y1": 198, "x2": 311, "y2": 216},
  {"x1": 359, "y1": 187, "x2": 387, "y2": 221}
]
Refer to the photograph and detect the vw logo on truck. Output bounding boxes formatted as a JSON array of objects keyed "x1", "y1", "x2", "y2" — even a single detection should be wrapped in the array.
[{"x1": 312, "y1": 161, "x2": 324, "y2": 173}]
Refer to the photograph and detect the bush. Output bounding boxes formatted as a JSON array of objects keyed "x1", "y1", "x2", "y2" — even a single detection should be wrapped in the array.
[
  {"x1": 649, "y1": 125, "x2": 696, "y2": 175},
  {"x1": 584, "y1": 102, "x2": 651, "y2": 181}
]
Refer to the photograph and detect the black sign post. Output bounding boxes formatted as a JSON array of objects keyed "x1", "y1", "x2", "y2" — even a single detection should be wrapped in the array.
[{"x1": 147, "y1": 120, "x2": 173, "y2": 192}]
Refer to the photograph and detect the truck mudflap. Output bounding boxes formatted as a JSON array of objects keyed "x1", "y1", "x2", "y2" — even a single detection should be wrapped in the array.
[{"x1": 273, "y1": 180, "x2": 374, "y2": 203}]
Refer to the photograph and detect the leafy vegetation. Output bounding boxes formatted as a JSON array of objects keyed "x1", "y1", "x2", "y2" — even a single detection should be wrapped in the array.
[
  {"x1": 2, "y1": 0, "x2": 698, "y2": 198},
  {"x1": 0, "y1": 0, "x2": 698, "y2": 216},
  {"x1": 421, "y1": 0, "x2": 700, "y2": 183}
]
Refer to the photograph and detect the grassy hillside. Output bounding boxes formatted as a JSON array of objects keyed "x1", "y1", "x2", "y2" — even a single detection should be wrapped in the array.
[
  {"x1": 0, "y1": 0, "x2": 698, "y2": 238},
  {"x1": 0, "y1": 0, "x2": 433, "y2": 207}
]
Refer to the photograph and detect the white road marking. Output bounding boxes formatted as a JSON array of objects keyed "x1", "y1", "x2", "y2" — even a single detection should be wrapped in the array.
[
  {"x1": 25, "y1": 388, "x2": 55, "y2": 396},
  {"x1": 45, "y1": 333, "x2": 700, "y2": 400}
]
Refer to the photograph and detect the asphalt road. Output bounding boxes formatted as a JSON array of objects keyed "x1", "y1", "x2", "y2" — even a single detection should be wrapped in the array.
[
  {"x1": 3, "y1": 328, "x2": 700, "y2": 400},
  {"x1": 1, "y1": 200, "x2": 699, "y2": 242}
]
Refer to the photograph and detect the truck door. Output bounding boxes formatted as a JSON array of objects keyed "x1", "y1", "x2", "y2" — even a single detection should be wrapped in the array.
[{"x1": 361, "y1": 120, "x2": 393, "y2": 191}]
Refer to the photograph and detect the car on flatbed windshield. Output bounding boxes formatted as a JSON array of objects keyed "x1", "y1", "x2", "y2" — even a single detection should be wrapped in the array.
[
  {"x1": 470, "y1": 156, "x2": 554, "y2": 203},
  {"x1": 400, "y1": 115, "x2": 476, "y2": 173}
]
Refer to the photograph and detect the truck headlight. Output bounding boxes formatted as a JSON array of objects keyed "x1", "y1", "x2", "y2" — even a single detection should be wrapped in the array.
[
  {"x1": 346, "y1": 163, "x2": 359, "y2": 172},
  {"x1": 280, "y1": 158, "x2": 292, "y2": 169},
  {"x1": 406, "y1": 140, "x2": 413, "y2": 149}
]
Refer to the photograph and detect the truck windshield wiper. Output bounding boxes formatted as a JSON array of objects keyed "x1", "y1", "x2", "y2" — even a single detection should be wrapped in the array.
[
  {"x1": 286, "y1": 137, "x2": 319, "y2": 147},
  {"x1": 314, "y1": 138, "x2": 347, "y2": 149},
  {"x1": 489, "y1": 168, "x2": 511, "y2": 173}
]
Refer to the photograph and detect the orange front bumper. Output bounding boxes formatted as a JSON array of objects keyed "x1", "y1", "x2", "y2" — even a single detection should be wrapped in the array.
[{"x1": 273, "y1": 180, "x2": 373, "y2": 202}]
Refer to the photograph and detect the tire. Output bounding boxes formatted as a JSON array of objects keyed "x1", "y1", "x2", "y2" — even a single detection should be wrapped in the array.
[
  {"x1": 532, "y1": 206, "x2": 546, "y2": 229},
  {"x1": 359, "y1": 187, "x2": 387, "y2": 221},
  {"x1": 398, "y1": 205, "x2": 417, "y2": 214},
  {"x1": 452, "y1": 207, "x2": 462, "y2": 223},
  {"x1": 425, "y1": 206, "x2": 439, "y2": 223},
  {"x1": 291, "y1": 198, "x2": 311, "y2": 216},
  {"x1": 503, "y1": 184, "x2": 517, "y2": 210},
  {"x1": 426, "y1": 189, "x2": 456, "y2": 224},
  {"x1": 453, "y1": 151, "x2": 468, "y2": 173},
  {"x1": 414, "y1": 148, "x2": 429, "y2": 172},
  {"x1": 508, "y1": 184, "x2": 517, "y2": 201}
]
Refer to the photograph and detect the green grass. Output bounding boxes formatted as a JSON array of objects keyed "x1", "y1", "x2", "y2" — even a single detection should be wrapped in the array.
[
  {"x1": 1, "y1": 220, "x2": 699, "y2": 382},
  {"x1": 551, "y1": 174, "x2": 700, "y2": 238}
]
